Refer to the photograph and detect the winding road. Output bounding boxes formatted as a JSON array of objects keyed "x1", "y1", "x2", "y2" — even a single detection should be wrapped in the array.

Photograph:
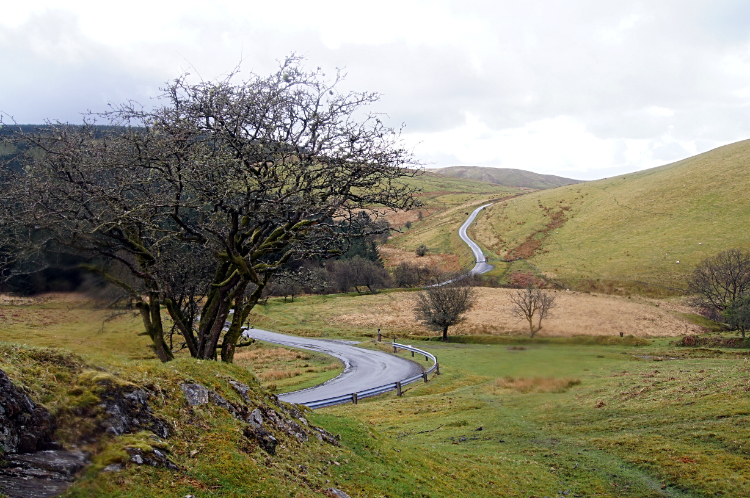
[
  {"x1": 459, "y1": 203, "x2": 494, "y2": 276},
  {"x1": 244, "y1": 329, "x2": 422, "y2": 405},
  {"x1": 245, "y1": 203, "x2": 494, "y2": 406}
]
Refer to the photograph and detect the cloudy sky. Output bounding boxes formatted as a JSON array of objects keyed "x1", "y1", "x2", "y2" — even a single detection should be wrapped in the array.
[{"x1": 2, "y1": 1, "x2": 750, "y2": 180}]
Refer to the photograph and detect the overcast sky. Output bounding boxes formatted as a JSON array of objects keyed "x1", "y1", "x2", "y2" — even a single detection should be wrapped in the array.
[{"x1": 3, "y1": 1, "x2": 750, "y2": 180}]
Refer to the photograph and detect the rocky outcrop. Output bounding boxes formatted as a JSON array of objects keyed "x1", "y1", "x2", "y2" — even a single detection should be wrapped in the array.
[
  {"x1": 0, "y1": 369, "x2": 88, "y2": 498},
  {"x1": 0, "y1": 369, "x2": 56, "y2": 455},
  {"x1": 180, "y1": 381, "x2": 338, "y2": 455},
  {"x1": 98, "y1": 384, "x2": 169, "y2": 439}
]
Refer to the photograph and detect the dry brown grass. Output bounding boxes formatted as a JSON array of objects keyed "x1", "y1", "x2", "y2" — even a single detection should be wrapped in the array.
[
  {"x1": 0, "y1": 292, "x2": 92, "y2": 306},
  {"x1": 379, "y1": 246, "x2": 461, "y2": 273},
  {"x1": 234, "y1": 346, "x2": 306, "y2": 364},
  {"x1": 330, "y1": 287, "x2": 700, "y2": 337},
  {"x1": 257, "y1": 368, "x2": 303, "y2": 382},
  {"x1": 492, "y1": 376, "x2": 581, "y2": 393}
]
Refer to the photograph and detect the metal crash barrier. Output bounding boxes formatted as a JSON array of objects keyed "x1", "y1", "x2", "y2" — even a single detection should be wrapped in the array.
[{"x1": 302, "y1": 343, "x2": 439, "y2": 409}]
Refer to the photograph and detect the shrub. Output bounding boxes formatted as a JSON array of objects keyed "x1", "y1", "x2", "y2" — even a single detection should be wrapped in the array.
[{"x1": 415, "y1": 244, "x2": 428, "y2": 257}]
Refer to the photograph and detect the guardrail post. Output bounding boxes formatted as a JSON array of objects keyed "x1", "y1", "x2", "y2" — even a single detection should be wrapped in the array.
[
  {"x1": 425, "y1": 355, "x2": 428, "y2": 361},
  {"x1": 411, "y1": 350, "x2": 414, "y2": 357},
  {"x1": 352, "y1": 393, "x2": 358, "y2": 405},
  {"x1": 377, "y1": 328, "x2": 381, "y2": 342},
  {"x1": 436, "y1": 362, "x2": 440, "y2": 375},
  {"x1": 422, "y1": 372, "x2": 428, "y2": 383},
  {"x1": 396, "y1": 382, "x2": 402, "y2": 397},
  {"x1": 393, "y1": 344, "x2": 397, "y2": 353}
]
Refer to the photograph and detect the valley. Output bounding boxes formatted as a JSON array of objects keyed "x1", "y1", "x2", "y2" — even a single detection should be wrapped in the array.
[{"x1": 1, "y1": 141, "x2": 750, "y2": 497}]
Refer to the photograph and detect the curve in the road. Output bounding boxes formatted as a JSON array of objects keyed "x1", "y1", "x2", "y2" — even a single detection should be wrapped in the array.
[
  {"x1": 459, "y1": 203, "x2": 494, "y2": 276},
  {"x1": 244, "y1": 329, "x2": 423, "y2": 405},
  {"x1": 245, "y1": 205, "x2": 493, "y2": 406}
]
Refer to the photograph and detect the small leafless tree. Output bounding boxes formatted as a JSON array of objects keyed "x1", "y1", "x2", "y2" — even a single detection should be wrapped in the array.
[
  {"x1": 688, "y1": 249, "x2": 750, "y2": 319},
  {"x1": 414, "y1": 279, "x2": 476, "y2": 341},
  {"x1": 509, "y1": 286, "x2": 556, "y2": 337}
]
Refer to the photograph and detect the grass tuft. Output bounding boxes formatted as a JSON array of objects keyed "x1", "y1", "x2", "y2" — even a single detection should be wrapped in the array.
[{"x1": 492, "y1": 376, "x2": 581, "y2": 393}]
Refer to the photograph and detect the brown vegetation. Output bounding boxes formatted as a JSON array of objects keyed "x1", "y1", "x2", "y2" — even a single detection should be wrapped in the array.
[
  {"x1": 330, "y1": 288, "x2": 701, "y2": 337},
  {"x1": 380, "y1": 246, "x2": 461, "y2": 273},
  {"x1": 492, "y1": 376, "x2": 581, "y2": 393}
]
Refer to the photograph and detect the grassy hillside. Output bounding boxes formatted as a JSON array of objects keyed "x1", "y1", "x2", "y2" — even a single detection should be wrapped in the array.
[
  {"x1": 384, "y1": 172, "x2": 522, "y2": 270},
  {"x1": 470, "y1": 139, "x2": 750, "y2": 294},
  {"x1": 433, "y1": 166, "x2": 583, "y2": 189},
  {"x1": 3, "y1": 294, "x2": 750, "y2": 497}
]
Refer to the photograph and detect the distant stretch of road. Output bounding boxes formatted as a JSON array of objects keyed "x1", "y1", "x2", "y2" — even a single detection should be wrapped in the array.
[
  {"x1": 243, "y1": 329, "x2": 422, "y2": 405},
  {"x1": 246, "y1": 204, "x2": 493, "y2": 406},
  {"x1": 458, "y1": 203, "x2": 494, "y2": 275}
]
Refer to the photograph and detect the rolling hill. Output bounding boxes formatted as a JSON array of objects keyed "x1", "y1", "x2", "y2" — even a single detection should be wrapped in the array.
[
  {"x1": 469, "y1": 139, "x2": 750, "y2": 293},
  {"x1": 432, "y1": 166, "x2": 583, "y2": 189}
]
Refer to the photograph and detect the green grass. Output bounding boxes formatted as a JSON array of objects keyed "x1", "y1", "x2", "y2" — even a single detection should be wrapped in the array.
[
  {"x1": 470, "y1": 139, "x2": 750, "y2": 293},
  {"x1": 2, "y1": 295, "x2": 750, "y2": 496},
  {"x1": 323, "y1": 340, "x2": 750, "y2": 497}
]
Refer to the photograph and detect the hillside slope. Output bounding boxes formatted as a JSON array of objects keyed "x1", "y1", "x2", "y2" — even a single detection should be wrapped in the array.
[
  {"x1": 471, "y1": 139, "x2": 750, "y2": 292},
  {"x1": 432, "y1": 166, "x2": 582, "y2": 189},
  {"x1": 383, "y1": 171, "x2": 523, "y2": 271}
]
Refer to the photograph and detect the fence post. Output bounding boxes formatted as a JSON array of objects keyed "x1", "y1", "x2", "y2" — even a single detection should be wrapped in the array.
[
  {"x1": 422, "y1": 372, "x2": 428, "y2": 383},
  {"x1": 396, "y1": 382, "x2": 402, "y2": 397},
  {"x1": 378, "y1": 328, "x2": 381, "y2": 342},
  {"x1": 352, "y1": 393, "x2": 358, "y2": 405},
  {"x1": 436, "y1": 362, "x2": 440, "y2": 375}
]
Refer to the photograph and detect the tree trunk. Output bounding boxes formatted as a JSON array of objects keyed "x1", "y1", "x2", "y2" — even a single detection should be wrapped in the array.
[
  {"x1": 442, "y1": 326, "x2": 449, "y2": 342},
  {"x1": 221, "y1": 285, "x2": 263, "y2": 363},
  {"x1": 528, "y1": 317, "x2": 536, "y2": 338},
  {"x1": 137, "y1": 295, "x2": 173, "y2": 362}
]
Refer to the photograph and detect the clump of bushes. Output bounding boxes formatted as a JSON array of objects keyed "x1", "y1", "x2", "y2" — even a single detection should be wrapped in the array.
[{"x1": 415, "y1": 244, "x2": 428, "y2": 257}]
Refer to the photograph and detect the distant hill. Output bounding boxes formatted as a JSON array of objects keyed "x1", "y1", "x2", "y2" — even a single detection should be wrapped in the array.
[
  {"x1": 432, "y1": 166, "x2": 583, "y2": 189},
  {"x1": 471, "y1": 139, "x2": 750, "y2": 294}
]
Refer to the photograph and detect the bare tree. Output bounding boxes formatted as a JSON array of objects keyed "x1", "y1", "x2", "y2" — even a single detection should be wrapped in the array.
[
  {"x1": 1, "y1": 57, "x2": 419, "y2": 363},
  {"x1": 414, "y1": 280, "x2": 476, "y2": 341},
  {"x1": 723, "y1": 295, "x2": 750, "y2": 338},
  {"x1": 509, "y1": 286, "x2": 556, "y2": 337},
  {"x1": 688, "y1": 249, "x2": 750, "y2": 319}
]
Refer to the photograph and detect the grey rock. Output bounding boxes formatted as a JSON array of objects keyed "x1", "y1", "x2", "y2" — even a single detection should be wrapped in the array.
[
  {"x1": 325, "y1": 488, "x2": 352, "y2": 498},
  {"x1": 229, "y1": 380, "x2": 252, "y2": 404},
  {"x1": 181, "y1": 383, "x2": 209, "y2": 406},
  {"x1": 244, "y1": 426, "x2": 278, "y2": 455},
  {"x1": 247, "y1": 408, "x2": 263, "y2": 429},
  {"x1": 0, "y1": 450, "x2": 89, "y2": 498},
  {"x1": 0, "y1": 369, "x2": 56, "y2": 455},
  {"x1": 101, "y1": 463, "x2": 124, "y2": 473},
  {"x1": 126, "y1": 447, "x2": 179, "y2": 470},
  {"x1": 99, "y1": 386, "x2": 169, "y2": 439}
]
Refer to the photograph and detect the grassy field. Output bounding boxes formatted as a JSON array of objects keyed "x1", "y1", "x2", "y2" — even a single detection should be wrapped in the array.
[
  {"x1": 1, "y1": 294, "x2": 749, "y2": 496},
  {"x1": 249, "y1": 288, "x2": 705, "y2": 339},
  {"x1": 322, "y1": 340, "x2": 750, "y2": 497},
  {"x1": 467, "y1": 139, "x2": 750, "y2": 293},
  {"x1": 0, "y1": 294, "x2": 343, "y2": 392}
]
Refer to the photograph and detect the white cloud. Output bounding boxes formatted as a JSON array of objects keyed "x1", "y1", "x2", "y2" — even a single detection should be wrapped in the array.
[{"x1": 3, "y1": 1, "x2": 750, "y2": 179}]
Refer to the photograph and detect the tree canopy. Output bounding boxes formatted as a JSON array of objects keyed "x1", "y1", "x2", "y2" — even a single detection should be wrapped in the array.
[{"x1": 1, "y1": 57, "x2": 419, "y2": 362}]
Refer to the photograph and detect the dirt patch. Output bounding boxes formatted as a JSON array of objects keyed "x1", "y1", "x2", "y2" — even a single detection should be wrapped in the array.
[{"x1": 331, "y1": 288, "x2": 700, "y2": 338}]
